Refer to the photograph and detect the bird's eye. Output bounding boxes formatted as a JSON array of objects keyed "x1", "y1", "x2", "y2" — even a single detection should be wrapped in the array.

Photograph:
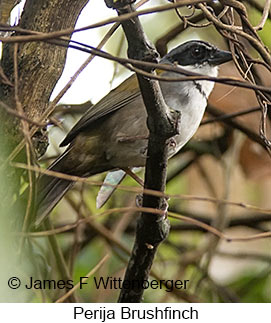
[{"x1": 191, "y1": 46, "x2": 206, "y2": 60}]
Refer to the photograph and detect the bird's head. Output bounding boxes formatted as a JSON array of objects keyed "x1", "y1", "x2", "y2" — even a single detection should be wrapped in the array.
[{"x1": 160, "y1": 40, "x2": 233, "y2": 77}]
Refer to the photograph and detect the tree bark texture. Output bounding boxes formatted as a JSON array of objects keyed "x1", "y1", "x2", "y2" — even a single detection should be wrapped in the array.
[{"x1": 0, "y1": 0, "x2": 89, "y2": 157}]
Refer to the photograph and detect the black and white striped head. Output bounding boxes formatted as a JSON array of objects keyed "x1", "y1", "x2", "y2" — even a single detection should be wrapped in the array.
[{"x1": 161, "y1": 40, "x2": 232, "y2": 68}]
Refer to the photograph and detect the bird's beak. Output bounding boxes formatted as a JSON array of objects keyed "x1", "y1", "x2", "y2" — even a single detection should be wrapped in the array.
[{"x1": 209, "y1": 49, "x2": 233, "y2": 65}]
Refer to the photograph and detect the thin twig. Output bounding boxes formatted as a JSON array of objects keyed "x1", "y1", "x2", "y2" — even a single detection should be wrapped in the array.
[
  {"x1": 13, "y1": 43, "x2": 34, "y2": 247},
  {"x1": 253, "y1": 0, "x2": 271, "y2": 30},
  {"x1": 202, "y1": 106, "x2": 260, "y2": 125},
  {"x1": 55, "y1": 254, "x2": 110, "y2": 303},
  {"x1": 198, "y1": 2, "x2": 271, "y2": 65},
  {"x1": 12, "y1": 161, "x2": 271, "y2": 214},
  {"x1": 0, "y1": 0, "x2": 210, "y2": 43},
  {"x1": 0, "y1": 100, "x2": 46, "y2": 127}
]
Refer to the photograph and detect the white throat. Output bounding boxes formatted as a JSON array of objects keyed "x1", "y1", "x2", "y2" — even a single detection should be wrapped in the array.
[
  {"x1": 159, "y1": 63, "x2": 218, "y2": 155},
  {"x1": 183, "y1": 63, "x2": 218, "y2": 99}
]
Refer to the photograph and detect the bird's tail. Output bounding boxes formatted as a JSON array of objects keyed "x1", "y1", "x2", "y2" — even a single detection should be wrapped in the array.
[
  {"x1": 34, "y1": 146, "x2": 112, "y2": 226},
  {"x1": 34, "y1": 150, "x2": 74, "y2": 227}
]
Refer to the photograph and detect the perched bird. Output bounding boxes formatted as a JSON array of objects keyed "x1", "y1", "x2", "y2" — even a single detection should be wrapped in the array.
[{"x1": 36, "y1": 40, "x2": 232, "y2": 224}]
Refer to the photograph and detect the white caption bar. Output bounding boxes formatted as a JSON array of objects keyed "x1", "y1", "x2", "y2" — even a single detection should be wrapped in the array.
[{"x1": 0, "y1": 303, "x2": 269, "y2": 323}]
